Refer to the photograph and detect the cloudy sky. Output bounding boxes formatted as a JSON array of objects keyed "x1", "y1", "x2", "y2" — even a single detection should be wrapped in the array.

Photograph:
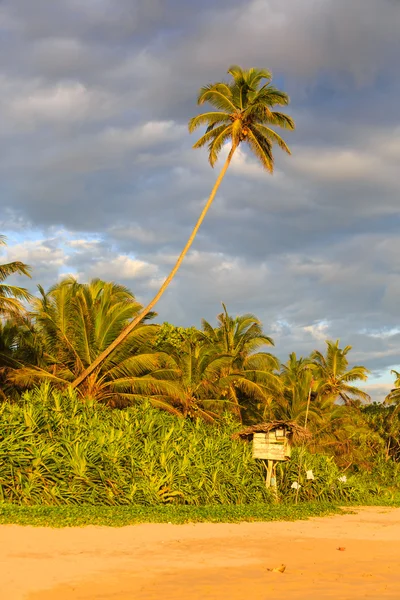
[{"x1": 1, "y1": 0, "x2": 399, "y2": 399}]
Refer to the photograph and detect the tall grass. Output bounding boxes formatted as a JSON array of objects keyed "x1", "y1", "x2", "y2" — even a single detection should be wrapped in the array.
[{"x1": 0, "y1": 385, "x2": 394, "y2": 506}]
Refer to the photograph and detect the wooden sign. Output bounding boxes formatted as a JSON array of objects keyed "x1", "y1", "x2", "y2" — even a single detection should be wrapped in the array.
[{"x1": 252, "y1": 432, "x2": 291, "y2": 461}]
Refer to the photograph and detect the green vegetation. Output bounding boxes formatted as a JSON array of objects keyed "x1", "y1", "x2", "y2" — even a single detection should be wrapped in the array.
[
  {"x1": 0, "y1": 503, "x2": 344, "y2": 527},
  {"x1": 0, "y1": 235, "x2": 32, "y2": 318},
  {"x1": 1, "y1": 65, "x2": 399, "y2": 525},
  {"x1": 0, "y1": 386, "x2": 399, "y2": 509}
]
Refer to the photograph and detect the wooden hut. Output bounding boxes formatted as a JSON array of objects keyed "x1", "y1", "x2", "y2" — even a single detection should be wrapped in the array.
[{"x1": 233, "y1": 420, "x2": 311, "y2": 490}]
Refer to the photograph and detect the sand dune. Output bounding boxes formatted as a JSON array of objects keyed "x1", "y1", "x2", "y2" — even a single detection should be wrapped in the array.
[{"x1": 1, "y1": 507, "x2": 399, "y2": 599}]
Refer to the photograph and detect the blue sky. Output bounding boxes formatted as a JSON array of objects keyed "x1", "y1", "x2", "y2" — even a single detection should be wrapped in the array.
[{"x1": 1, "y1": 0, "x2": 400, "y2": 400}]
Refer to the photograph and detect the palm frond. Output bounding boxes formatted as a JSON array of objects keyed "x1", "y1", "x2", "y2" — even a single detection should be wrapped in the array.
[
  {"x1": 246, "y1": 128, "x2": 274, "y2": 172},
  {"x1": 208, "y1": 124, "x2": 233, "y2": 166},
  {"x1": 188, "y1": 112, "x2": 231, "y2": 133},
  {"x1": 0, "y1": 261, "x2": 31, "y2": 281},
  {"x1": 252, "y1": 123, "x2": 292, "y2": 154},
  {"x1": 197, "y1": 83, "x2": 236, "y2": 111},
  {"x1": 192, "y1": 124, "x2": 229, "y2": 150}
]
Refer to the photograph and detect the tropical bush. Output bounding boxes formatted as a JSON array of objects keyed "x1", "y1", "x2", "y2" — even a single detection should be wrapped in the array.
[
  {"x1": 0, "y1": 385, "x2": 268, "y2": 506},
  {"x1": 0, "y1": 385, "x2": 394, "y2": 507},
  {"x1": 277, "y1": 448, "x2": 390, "y2": 503}
]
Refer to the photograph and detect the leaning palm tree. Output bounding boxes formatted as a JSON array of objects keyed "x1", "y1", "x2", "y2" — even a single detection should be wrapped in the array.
[
  {"x1": 72, "y1": 65, "x2": 295, "y2": 389},
  {"x1": 0, "y1": 235, "x2": 32, "y2": 317}
]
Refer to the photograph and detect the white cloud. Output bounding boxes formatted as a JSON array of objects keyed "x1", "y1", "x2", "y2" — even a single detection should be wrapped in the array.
[
  {"x1": 4, "y1": 240, "x2": 66, "y2": 269},
  {"x1": 0, "y1": 78, "x2": 120, "y2": 133},
  {"x1": 303, "y1": 322, "x2": 330, "y2": 341},
  {"x1": 100, "y1": 120, "x2": 186, "y2": 150},
  {"x1": 88, "y1": 255, "x2": 158, "y2": 280},
  {"x1": 291, "y1": 136, "x2": 400, "y2": 192},
  {"x1": 361, "y1": 382, "x2": 392, "y2": 403},
  {"x1": 68, "y1": 239, "x2": 102, "y2": 250},
  {"x1": 30, "y1": 120, "x2": 187, "y2": 174}
]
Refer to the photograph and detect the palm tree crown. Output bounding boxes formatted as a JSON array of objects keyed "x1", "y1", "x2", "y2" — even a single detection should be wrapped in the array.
[
  {"x1": 189, "y1": 65, "x2": 295, "y2": 169},
  {"x1": 311, "y1": 340, "x2": 370, "y2": 405},
  {"x1": 385, "y1": 370, "x2": 400, "y2": 405},
  {"x1": 0, "y1": 235, "x2": 32, "y2": 317}
]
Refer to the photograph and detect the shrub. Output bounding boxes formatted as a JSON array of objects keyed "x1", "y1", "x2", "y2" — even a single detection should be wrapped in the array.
[{"x1": 0, "y1": 384, "x2": 396, "y2": 506}]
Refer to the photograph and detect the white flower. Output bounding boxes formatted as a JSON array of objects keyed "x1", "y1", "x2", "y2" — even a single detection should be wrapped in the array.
[
  {"x1": 338, "y1": 475, "x2": 347, "y2": 483},
  {"x1": 306, "y1": 469, "x2": 315, "y2": 480},
  {"x1": 291, "y1": 481, "x2": 300, "y2": 490}
]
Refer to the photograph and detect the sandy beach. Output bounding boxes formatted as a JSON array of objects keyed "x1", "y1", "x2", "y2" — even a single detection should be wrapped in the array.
[{"x1": 1, "y1": 507, "x2": 399, "y2": 599}]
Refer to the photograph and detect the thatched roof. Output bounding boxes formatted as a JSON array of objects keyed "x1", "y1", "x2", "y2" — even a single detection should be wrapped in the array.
[{"x1": 233, "y1": 420, "x2": 311, "y2": 444}]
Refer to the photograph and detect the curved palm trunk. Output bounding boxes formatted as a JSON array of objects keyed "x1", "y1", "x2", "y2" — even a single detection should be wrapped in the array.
[{"x1": 71, "y1": 145, "x2": 237, "y2": 389}]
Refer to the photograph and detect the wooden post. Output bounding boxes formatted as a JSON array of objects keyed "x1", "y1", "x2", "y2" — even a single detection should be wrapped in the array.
[
  {"x1": 271, "y1": 462, "x2": 279, "y2": 503},
  {"x1": 265, "y1": 460, "x2": 274, "y2": 488}
]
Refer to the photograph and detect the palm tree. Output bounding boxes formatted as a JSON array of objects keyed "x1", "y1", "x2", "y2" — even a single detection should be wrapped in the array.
[
  {"x1": 385, "y1": 370, "x2": 400, "y2": 405},
  {"x1": 71, "y1": 65, "x2": 295, "y2": 389},
  {"x1": 154, "y1": 325, "x2": 232, "y2": 422},
  {"x1": 267, "y1": 352, "x2": 319, "y2": 424},
  {"x1": 309, "y1": 403, "x2": 384, "y2": 469},
  {"x1": 363, "y1": 402, "x2": 400, "y2": 462},
  {"x1": 154, "y1": 322, "x2": 277, "y2": 422},
  {"x1": 7, "y1": 277, "x2": 178, "y2": 409},
  {"x1": 201, "y1": 304, "x2": 281, "y2": 421},
  {"x1": 311, "y1": 340, "x2": 370, "y2": 405},
  {"x1": 0, "y1": 316, "x2": 45, "y2": 400},
  {"x1": 201, "y1": 304, "x2": 274, "y2": 366},
  {"x1": 0, "y1": 235, "x2": 32, "y2": 317}
]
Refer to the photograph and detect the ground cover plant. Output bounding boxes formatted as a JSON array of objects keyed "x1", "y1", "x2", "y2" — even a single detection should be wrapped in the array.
[{"x1": 0, "y1": 502, "x2": 345, "y2": 527}]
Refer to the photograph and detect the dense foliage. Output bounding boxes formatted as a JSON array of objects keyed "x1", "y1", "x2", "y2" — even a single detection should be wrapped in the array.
[
  {"x1": 1, "y1": 260, "x2": 400, "y2": 505},
  {"x1": 1, "y1": 385, "x2": 396, "y2": 507}
]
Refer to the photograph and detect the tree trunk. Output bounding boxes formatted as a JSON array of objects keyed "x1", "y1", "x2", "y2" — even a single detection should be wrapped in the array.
[{"x1": 71, "y1": 145, "x2": 237, "y2": 389}]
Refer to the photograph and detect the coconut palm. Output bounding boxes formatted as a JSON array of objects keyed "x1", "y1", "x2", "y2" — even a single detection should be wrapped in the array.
[
  {"x1": 0, "y1": 235, "x2": 32, "y2": 317},
  {"x1": 0, "y1": 316, "x2": 45, "y2": 400},
  {"x1": 154, "y1": 321, "x2": 279, "y2": 422},
  {"x1": 7, "y1": 277, "x2": 178, "y2": 410},
  {"x1": 308, "y1": 403, "x2": 384, "y2": 469},
  {"x1": 267, "y1": 352, "x2": 320, "y2": 425},
  {"x1": 311, "y1": 340, "x2": 370, "y2": 405},
  {"x1": 155, "y1": 325, "x2": 232, "y2": 422},
  {"x1": 363, "y1": 402, "x2": 400, "y2": 462},
  {"x1": 201, "y1": 304, "x2": 281, "y2": 421},
  {"x1": 72, "y1": 65, "x2": 294, "y2": 389},
  {"x1": 201, "y1": 304, "x2": 274, "y2": 366},
  {"x1": 385, "y1": 370, "x2": 400, "y2": 405}
]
